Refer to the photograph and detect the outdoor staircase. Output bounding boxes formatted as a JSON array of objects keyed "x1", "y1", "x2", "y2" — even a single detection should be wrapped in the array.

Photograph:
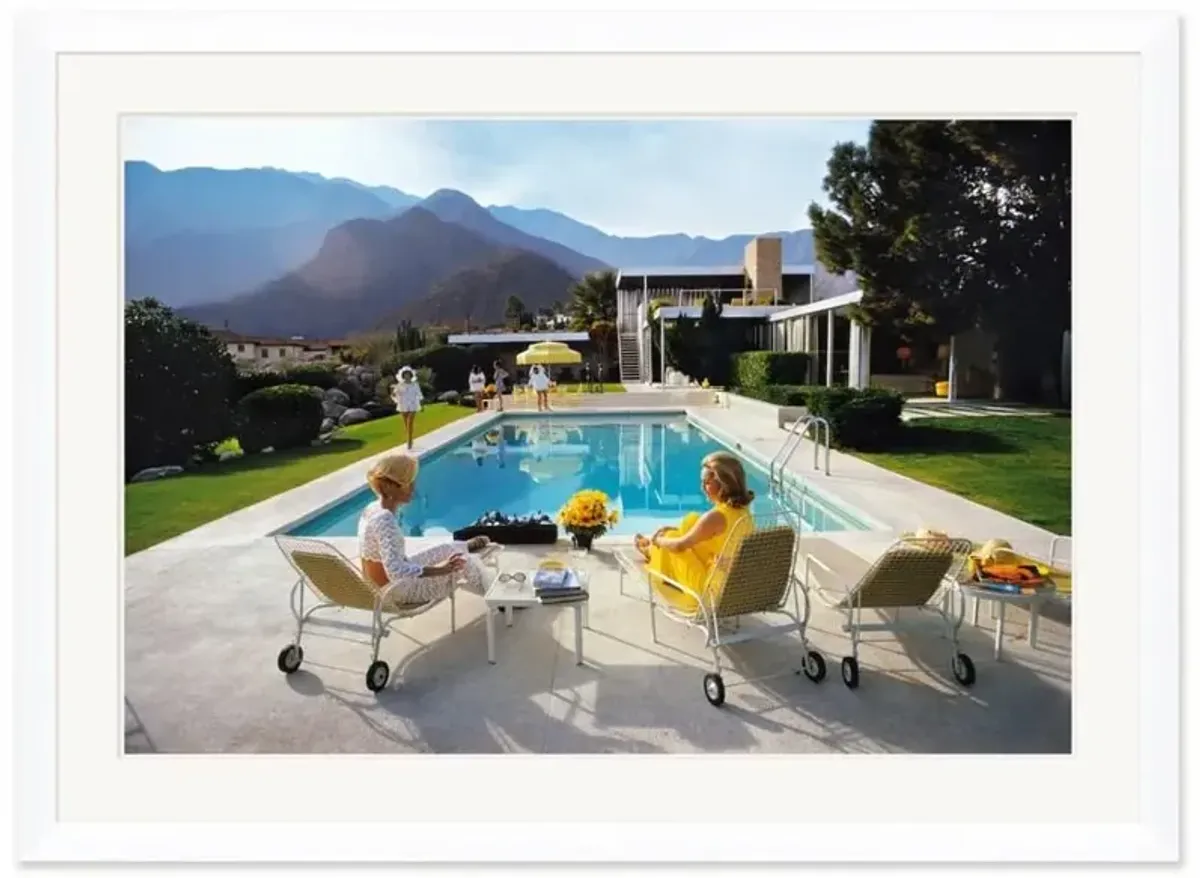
[{"x1": 618, "y1": 331, "x2": 642, "y2": 384}]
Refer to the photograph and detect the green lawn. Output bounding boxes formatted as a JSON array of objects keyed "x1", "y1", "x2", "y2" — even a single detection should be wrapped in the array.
[
  {"x1": 853, "y1": 415, "x2": 1072, "y2": 535},
  {"x1": 124, "y1": 404, "x2": 472, "y2": 556}
]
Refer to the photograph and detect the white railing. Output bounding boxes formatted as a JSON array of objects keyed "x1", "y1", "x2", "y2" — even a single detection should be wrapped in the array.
[{"x1": 769, "y1": 414, "x2": 831, "y2": 490}]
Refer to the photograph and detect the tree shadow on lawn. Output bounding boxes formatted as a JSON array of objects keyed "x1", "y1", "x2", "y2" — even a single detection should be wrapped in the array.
[
  {"x1": 877, "y1": 423, "x2": 1021, "y2": 456},
  {"x1": 184, "y1": 437, "x2": 369, "y2": 478}
]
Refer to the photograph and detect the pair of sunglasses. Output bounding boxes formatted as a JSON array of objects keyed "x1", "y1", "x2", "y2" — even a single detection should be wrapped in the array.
[{"x1": 498, "y1": 572, "x2": 527, "y2": 583}]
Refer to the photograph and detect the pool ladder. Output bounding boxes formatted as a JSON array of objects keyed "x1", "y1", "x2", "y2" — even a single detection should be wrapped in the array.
[{"x1": 768, "y1": 414, "x2": 831, "y2": 496}]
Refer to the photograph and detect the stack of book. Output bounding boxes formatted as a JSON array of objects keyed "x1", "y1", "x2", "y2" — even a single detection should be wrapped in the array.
[{"x1": 532, "y1": 563, "x2": 588, "y2": 604}]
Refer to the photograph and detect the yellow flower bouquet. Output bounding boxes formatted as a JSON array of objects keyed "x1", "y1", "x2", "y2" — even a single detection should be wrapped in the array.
[{"x1": 558, "y1": 489, "x2": 620, "y2": 550}]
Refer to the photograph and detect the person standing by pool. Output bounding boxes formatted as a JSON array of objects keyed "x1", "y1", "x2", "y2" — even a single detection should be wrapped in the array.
[
  {"x1": 358, "y1": 453, "x2": 490, "y2": 603},
  {"x1": 492, "y1": 360, "x2": 509, "y2": 412},
  {"x1": 392, "y1": 366, "x2": 423, "y2": 451},
  {"x1": 468, "y1": 365, "x2": 486, "y2": 412},
  {"x1": 529, "y1": 364, "x2": 552, "y2": 412}
]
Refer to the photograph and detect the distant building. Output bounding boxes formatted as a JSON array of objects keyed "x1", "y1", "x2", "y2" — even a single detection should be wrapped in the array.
[{"x1": 212, "y1": 330, "x2": 350, "y2": 365}]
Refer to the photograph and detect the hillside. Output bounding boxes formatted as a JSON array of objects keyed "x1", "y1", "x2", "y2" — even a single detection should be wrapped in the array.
[
  {"x1": 124, "y1": 161, "x2": 403, "y2": 246},
  {"x1": 125, "y1": 161, "x2": 832, "y2": 314},
  {"x1": 124, "y1": 220, "x2": 333, "y2": 308},
  {"x1": 391, "y1": 250, "x2": 577, "y2": 328},
  {"x1": 420, "y1": 189, "x2": 608, "y2": 277},
  {"x1": 178, "y1": 208, "x2": 510, "y2": 338},
  {"x1": 487, "y1": 204, "x2": 815, "y2": 267}
]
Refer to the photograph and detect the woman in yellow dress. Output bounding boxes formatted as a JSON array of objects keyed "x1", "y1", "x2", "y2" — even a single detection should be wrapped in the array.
[{"x1": 634, "y1": 451, "x2": 755, "y2": 613}]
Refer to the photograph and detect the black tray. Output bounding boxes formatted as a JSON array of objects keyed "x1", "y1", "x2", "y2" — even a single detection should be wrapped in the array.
[{"x1": 452, "y1": 523, "x2": 559, "y2": 545}]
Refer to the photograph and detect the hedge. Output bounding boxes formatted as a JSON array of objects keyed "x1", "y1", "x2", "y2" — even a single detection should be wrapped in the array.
[
  {"x1": 234, "y1": 364, "x2": 341, "y2": 400},
  {"x1": 806, "y1": 387, "x2": 905, "y2": 450},
  {"x1": 739, "y1": 384, "x2": 824, "y2": 407},
  {"x1": 234, "y1": 383, "x2": 325, "y2": 454},
  {"x1": 731, "y1": 351, "x2": 812, "y2": 390}
]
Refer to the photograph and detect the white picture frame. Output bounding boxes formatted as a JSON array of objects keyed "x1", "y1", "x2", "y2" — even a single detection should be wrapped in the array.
[{"x1": 12, "y1": 7, "x2": 1180, "y2": 866}]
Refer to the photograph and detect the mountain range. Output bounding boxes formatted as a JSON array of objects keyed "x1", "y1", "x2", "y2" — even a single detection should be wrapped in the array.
[{"x1": 125, "y1": 161, "x2": 817, "y2": 336}]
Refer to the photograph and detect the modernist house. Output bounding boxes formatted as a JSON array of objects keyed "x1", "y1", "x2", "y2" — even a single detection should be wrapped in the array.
[
  {"x1": 615, "y1": 236, "x2": 877, "y2": 390},
  {"x1": 615, "y1": 235, "x2": 1011, "y2": 400}
]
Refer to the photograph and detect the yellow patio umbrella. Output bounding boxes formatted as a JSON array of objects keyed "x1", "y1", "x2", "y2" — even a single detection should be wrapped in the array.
[{"x1": 516, "y1": 341, "x2": 582, "y2": 366}]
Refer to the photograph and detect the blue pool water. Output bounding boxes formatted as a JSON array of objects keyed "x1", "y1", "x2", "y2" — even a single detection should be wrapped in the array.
[{"x1": 288, "y1": 414, "x2": 866, "y2": 539}]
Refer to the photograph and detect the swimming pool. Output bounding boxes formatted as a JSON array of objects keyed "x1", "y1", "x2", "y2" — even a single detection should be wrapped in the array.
[{"x1": 287, "y1": 413, "x2": 868, "y2": 539}]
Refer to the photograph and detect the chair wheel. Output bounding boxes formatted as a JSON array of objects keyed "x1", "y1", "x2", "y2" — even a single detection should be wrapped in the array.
[
  {"x1": 702, "y1": 672, "x2": 726, "y2": 707},
  {"x1": 366, "y1": 660, "x2": 391, "y2": 693},
  {"x1": 841, "y1": 656, "x2": 860, "y2": 689},
  {"x1": 276, "y1": 644, "x2": 303, "y2": 674},
  {"x1": 800, "y1": 649, "x2": 827, "y2": 683},
  {"x1": 952, "y1": 652, "x2": 976, "y2": 686}
]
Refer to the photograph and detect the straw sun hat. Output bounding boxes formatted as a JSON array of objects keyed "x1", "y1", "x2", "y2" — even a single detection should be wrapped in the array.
[{"x1": 367, "y1": 452, "x2": 420, "y2": 495}]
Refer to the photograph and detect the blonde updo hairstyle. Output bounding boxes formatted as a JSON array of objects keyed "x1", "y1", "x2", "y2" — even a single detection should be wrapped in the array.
[
  {"x1": 366, "y1": 452, "x2": 420, "y2": 505},
  {"x1": 701, "y1": 451, "x2": 755, "y2": 510}
]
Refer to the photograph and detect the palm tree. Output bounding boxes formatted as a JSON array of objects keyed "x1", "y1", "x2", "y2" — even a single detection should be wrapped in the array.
[{"x1": 566, "y1": 270, "x2": 618, "y2": 330}]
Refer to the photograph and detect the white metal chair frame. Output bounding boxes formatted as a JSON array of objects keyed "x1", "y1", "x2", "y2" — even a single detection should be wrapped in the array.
[
  {"x1": 273, "y1": 535, "x2": 501, "y2": 692},
  {"x1": 805, "y1": 535, "x2": 976, "y2": 688},
  {"x1": 617, "y1": 514, "x2": 827, "y2": 706}
]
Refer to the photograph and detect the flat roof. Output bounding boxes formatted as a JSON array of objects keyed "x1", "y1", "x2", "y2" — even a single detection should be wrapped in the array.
[
  {"x1": 446, "y1": 331, "x2": 590, "y2": 345},
  {"x1": 617, "y1": 264, "x2": 815, "y2": 278},
  {"x1": 767, "y1": 289, "x2": 865, "y2": 321}
]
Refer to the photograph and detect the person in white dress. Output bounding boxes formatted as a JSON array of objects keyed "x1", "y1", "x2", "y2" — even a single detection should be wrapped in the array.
[
  {"x1": 357, "y1": 453, "x2": 490, "y2": 605},
  {"x1": 468, "y1": 366, "x2": 486, "y2": 412},
  {"x1": 392, "y1": 366, "x2": 423, "y2": 450},
  {"x1": 529, "y1": 364, "x2": 552, "y2": 411}
]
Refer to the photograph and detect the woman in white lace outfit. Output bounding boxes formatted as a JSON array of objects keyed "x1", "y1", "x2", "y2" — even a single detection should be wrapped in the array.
[{"x1": 357, "y1": 453, "x2": 489, "y2": 603}]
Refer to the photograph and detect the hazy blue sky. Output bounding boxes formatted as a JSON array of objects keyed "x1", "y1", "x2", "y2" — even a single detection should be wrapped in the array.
[{"x1": 122, "y1": 117, "x2": 871, "y2": 237}]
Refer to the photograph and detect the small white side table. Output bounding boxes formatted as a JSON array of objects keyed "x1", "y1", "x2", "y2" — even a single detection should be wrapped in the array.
[
  {"x1": 960, "y1": 583, "x2": 1055, "y2": 659},
  {"x1": 484, "y1": 570, "x2": 586, "y2": 666}
]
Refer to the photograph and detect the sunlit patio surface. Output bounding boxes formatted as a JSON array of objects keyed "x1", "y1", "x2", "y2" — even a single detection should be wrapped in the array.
[{"x1": 125, "y1": 536, "x2": 1070, "y2": 755}]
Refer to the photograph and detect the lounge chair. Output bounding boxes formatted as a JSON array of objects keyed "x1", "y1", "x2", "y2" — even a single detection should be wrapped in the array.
[
  {"x1": 616, "y1": 518, "x2": 826, "y2": 707},
  {"x1": 804, "y1": 535, "x2": 975, "y2": 689},
  {"x1": 273, "y1": 535, "x2": 500, "y2": 693}
]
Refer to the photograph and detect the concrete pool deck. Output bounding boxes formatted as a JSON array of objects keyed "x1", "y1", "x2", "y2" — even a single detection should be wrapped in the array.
[{"x1": 124, "y1": 400, "x2": 1071, "y2": 754}]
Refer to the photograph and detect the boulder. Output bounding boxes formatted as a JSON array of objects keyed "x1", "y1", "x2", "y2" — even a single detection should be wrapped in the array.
[
  {"x1": 438, "y1": 390, "x2": 460, "y2": 403},
  {"x1": 362, "y1": 401, "x2": 396, "y2": 419},
  {"x1": 322, "y1": 400, "x2": 347, "y2": 420},
  {"x1": 129, "y1": 465, "x2": 184, "y2": 483},
  {"x1": 218, "y1": 450, "x2": 243, "y2": 462},
  {"x1": 306, "y1": 386, "x2": 326, "y2": 399},
  {"x1": 320, "y1": 417, "x2": 337, "y2": 433},
  {"x1": 339, "y1": 407, "x2": 370, "y2": 426},
  {"x1": 323, "y1": 387, "x2": 350, "y2": 406}
]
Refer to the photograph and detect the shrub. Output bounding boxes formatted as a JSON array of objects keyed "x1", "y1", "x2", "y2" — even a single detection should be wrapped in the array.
[
  {"x1": 234, "y1": 364, "x2": 341, "y2": 400},
  {"x1": 125, "y1": 299, "x2": 238, "y2": 478},
  {"x1": 731, "y1": 351, "x2": 812, "y2": 390},
  {"x1": 234, "y1": 384, "x2": 324, "y2": 454},
  {"x1": 806, "y1": 387, "x2": 904, "y2": 450},
  {"x1": 743, "y1": 384, "x2": 822, "y2": 407}
]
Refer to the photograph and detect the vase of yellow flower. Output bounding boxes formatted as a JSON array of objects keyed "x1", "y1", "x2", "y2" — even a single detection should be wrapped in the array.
[{"x1": 558, "y1": 489, "x2": 619, "y2": 552}]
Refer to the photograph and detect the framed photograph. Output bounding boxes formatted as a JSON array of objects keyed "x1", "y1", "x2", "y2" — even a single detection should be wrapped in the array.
[{"x1": 12, "y1": 7, "x2": 1179, "y2": 866}]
